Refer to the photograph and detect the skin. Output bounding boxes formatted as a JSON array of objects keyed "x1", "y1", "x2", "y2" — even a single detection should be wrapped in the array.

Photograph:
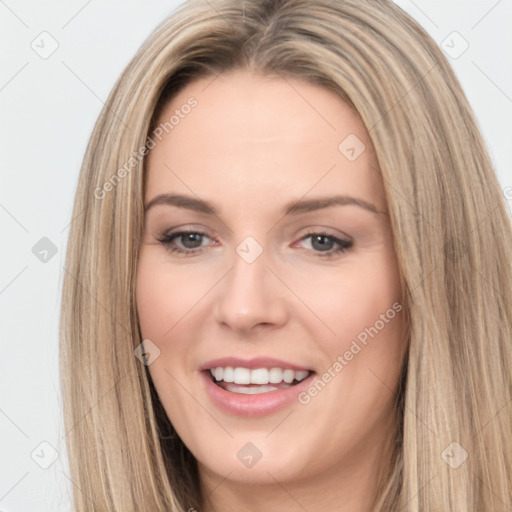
[{"x1": 136, "y1": 69, "x2": 407, "y2": 512}]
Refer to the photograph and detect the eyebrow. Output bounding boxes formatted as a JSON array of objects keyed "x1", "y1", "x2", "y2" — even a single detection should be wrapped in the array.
[{"x1": 144, "y1": 193, "x2": 379, "y2": 216}]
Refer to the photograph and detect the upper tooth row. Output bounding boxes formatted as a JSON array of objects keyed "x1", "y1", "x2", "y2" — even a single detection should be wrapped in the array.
[{"x1": 209, "y1": 367, "x2": 309, "y2": 385}]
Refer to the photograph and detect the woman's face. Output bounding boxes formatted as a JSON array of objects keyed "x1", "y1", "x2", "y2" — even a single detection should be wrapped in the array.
[{"x1": 136, "y1": 69, "x2": 407, "y2": 500}]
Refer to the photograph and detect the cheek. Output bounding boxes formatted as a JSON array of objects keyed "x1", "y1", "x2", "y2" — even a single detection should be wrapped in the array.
[
  {"x1": 305, "y1": 255, "x2": 403, "y2": 349},
  {"x1": 136, "y1": 252, "x2": 204, "y2": 341},
  {"x1": 295, "y1": 260, "x2": 405, "y2": 450},
  {"x1": 135, "y1": 255, "x2": 200, "y2": 424},
  {"x1": 304, "y1": 253, "x2": 406, "y2": 414},
  {"x1": 135, "y1": 253, "x2": 195, "y2": 394}
]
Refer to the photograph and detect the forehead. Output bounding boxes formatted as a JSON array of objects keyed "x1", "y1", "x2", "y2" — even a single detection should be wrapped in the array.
[{"x1": 144, "y1": 69, "x2": 384, "y2": 215}]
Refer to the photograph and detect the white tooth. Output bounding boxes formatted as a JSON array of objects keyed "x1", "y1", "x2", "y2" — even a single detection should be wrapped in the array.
[
  {"x1": 249, "y1": 385, "x2": 272, "y2": 394},
  {"x1": 233, "y1": 367, "x2": 251, "y2": 384},
  {"x1": 224, "y1": 383, "x2": 284, "y2": 394},
  {"x1": 283, "y1": 369, "x2": 295, "y2": 384},
  {"x1": 251, "y1": 368, "x2": 269, "y2": 384},
  {"x1": 223, "y1": 366, "x2": 234, "y2": 382},
  {"x1": 269, "y1": 367, "x2": 283, "y2": 384},
  {"x1": 233, "y1": 386, "x2": 253, "y2": 394},
  {"x1": 255, "y1": 385, "x2": 279, "y2": 393},
  {"x1": 295, "y1": 370, "x2": 309, "y2": 382},
  {"x1": 212, "y1": 366, "x2": 310, "y2": 385}
]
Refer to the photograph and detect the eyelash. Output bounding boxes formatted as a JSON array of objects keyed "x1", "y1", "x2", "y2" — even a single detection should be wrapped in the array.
[{"x1": 156, "y1": 229, "x2": 353, "y2": 258}]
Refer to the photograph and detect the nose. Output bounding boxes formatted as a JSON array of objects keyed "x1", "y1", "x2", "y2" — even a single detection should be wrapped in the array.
[{"x1": 214, "y1": 245, "x2": 289, "y2": 335}]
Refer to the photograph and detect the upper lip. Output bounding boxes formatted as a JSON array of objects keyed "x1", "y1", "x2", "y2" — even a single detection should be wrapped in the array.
[{"x1": 199, "y1": 357, "x2": 313, "y2": 372}]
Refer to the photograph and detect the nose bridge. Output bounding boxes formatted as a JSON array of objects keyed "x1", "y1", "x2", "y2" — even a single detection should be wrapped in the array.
[{"x1": 214, "y1": 237, "x2": 287, "y2": 332}]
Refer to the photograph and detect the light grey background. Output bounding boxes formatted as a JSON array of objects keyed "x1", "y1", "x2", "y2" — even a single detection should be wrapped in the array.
[{"x1": 1, "y1": 1, "x2": 510, "y2": 510}]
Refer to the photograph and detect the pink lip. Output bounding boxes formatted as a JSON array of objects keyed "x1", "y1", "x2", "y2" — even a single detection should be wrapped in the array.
[
  {"x1": 199, "y1": 356, "x2": 312, "y2": 372},
  {"x1": 199, "y1": 369, "x2": 316, "y2": 418}
]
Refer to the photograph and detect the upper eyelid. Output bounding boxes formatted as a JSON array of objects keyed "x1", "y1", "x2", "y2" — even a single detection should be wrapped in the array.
[{"x1": 158, "y1": 224, "x2": 353, "y2": 240}]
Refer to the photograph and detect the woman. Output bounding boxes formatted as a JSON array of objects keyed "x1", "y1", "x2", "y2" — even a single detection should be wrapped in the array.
[{"x1": 60, "y1": 0, "x2": 512, "y2": 510}]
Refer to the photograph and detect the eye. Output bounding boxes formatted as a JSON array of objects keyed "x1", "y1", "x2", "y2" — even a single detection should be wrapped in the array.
[
  {"x1": 295, "y1": 231, "x2": 353, "y2": 258},
  {"x1": 156, "y1": 230, "x2": 214, "y2": 255}
]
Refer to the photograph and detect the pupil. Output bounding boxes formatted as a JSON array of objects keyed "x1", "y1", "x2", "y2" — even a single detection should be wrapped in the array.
[
  {"x1": 183, "y1": 233, "x2": 201, "y2": 248},
  {"x1": 312, "y1": 235, "x2": 332, "y2": 251}
]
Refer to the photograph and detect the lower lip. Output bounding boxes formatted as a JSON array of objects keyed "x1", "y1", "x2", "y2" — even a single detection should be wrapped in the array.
[{"x1": 200, "y1": 370, "x2": 316, "y2": 417}]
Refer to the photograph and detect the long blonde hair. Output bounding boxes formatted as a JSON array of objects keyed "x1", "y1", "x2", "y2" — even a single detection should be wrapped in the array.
[{"x1": 60, "y1": 0, "x2": 512, "y2": 510}]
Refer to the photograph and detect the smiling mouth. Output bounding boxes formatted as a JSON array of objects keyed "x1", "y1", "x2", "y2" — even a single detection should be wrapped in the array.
[{"x1": 205, "y1": 367, "x2": 314, "y2": 394}]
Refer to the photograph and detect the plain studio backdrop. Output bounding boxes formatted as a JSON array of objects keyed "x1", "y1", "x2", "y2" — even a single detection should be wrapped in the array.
[{"x1": 0, "y1": 1, "x2": 511, "y2": 510}]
